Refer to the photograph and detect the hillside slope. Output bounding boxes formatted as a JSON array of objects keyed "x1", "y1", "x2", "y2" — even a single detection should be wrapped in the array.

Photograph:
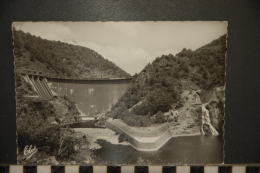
[
  {"x1": 107, "y1": 35, "x2": 226, "y2": 134},
  {"x1": 13, "y1": 30, "x2": 130, "y2": 79},
  {"x1": 13, "y1": 30, "x2": 122, "y2": 163}
]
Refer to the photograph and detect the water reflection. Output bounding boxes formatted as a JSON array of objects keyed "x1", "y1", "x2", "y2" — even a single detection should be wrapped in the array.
[{"x1": 93, "y1": 136, "x2": 223, "y2": 164}]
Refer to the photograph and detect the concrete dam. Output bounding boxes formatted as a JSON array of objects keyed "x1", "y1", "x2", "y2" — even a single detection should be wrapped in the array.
[
  {"x1": 48, "y1": 78, "x2": 130, "y2": 117},
  {"x1": 22, "y1": 74, "x2": 204, "y2": 152},
  {"x1": 22, "y1": 74, "x2": 131, "y2": 117},
  {"x1": 20, "y1": 74, "x2": 221, "y2": 158}
]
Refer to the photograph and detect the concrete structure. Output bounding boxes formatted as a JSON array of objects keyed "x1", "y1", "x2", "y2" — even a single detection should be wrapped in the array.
[
  {"x1": 18, "y1": 69, "x2": 132, "y2": 82},
  {"x1": 23, "y1": 75, "x2": 56, "y2": 99},
  {"x1": 106, "y1": 118, "x2": 200, "y2": 151}
]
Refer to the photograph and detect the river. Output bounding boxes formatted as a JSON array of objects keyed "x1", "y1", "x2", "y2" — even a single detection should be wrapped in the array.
[
  {"x1": 75, "y1": 128, "x2": 222, "y2": 164},
  {"x1": 94, "y1": 136, "x2": 223, "y2": 164}
]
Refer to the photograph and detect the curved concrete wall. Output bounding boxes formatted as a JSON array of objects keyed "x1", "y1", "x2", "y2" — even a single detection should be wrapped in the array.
[
  {"x1": 106, "y1": 118, "x2": 201, "y2": 151},
  {"x1": 49, "y1": 81, "x2": 130, "y2": 116},
  {"x1": 107, "y1": 119, "x2": 171, "y2": 137}
]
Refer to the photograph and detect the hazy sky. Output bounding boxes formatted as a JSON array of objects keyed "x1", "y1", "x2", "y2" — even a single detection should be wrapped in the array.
[{"x1": 13, "y1": 22, "x2": 227, "y2": 74}]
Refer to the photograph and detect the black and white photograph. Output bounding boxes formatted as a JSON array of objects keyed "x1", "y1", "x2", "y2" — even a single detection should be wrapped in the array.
[{"x1": 12, "y1": 21, "x2": 227, "y2": 165}]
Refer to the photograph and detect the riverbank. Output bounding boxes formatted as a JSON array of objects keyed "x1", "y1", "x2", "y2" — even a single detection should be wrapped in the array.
[
  {"x1": 74, "y1": 118, "x2": 202, "y2": 152},
  {"x1": 107, "y1": 118, "x2": 200, "y2": 137},
  {"x1": 74, "y1": 126, "x2": 201, "y2": 151}
]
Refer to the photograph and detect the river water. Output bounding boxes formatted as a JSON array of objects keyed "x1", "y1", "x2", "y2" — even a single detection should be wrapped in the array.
[
  {"x1": 93, "y1": 135, "x2": 223, "y2": 164},
  {"x1": 49, "y1": 80, "x2": 223, "y2": 164},
  {"x1": 75, "y1": 127, "x2": 223, "y2": 164}
]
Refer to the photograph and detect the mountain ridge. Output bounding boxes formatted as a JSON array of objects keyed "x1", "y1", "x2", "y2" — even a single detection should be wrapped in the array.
[
  {"x1": 107, "y1": 35, "x2": 226, "y2": 134},
  {"x1": 13, "y1": 29, "x2": 130, "y2": 79}
]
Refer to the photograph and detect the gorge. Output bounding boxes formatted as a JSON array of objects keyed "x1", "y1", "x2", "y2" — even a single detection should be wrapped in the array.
[{"x1": 13, "y1": 28, "x2": 226, "y2": 164}]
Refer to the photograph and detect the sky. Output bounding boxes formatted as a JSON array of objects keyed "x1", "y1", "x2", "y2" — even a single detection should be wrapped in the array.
[{"x1": 13, "y1": 21, "x2": 227, "y2": 75}]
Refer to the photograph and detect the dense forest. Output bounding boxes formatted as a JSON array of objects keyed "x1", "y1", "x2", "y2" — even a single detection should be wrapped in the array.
[
  {"x1": 13, "y1": 30, "x2": 130, "y2": 79},
  {"x1": 107, "y1": 35, "x2": 226, "y2": 129}
]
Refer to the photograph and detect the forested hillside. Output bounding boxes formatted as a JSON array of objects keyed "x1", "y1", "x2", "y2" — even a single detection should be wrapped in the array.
[
  {"x1": 13, "y1": 29, "x2": 127, "y2": 163},
  {"x1": 107, "y1": 35, "x2": 226, "y2": 130},
  {"x1": 13, "y1": 30, "x2": 130, "y2": 79}
]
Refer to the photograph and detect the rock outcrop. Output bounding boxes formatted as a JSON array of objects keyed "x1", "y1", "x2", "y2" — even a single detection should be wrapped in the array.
[
  {"x1": 200, "y1": 86, "x2": 225, "y2": 135},
  {"x1": 201, "y1": 104, "x2": 219, "y2": 136},
  {"x1": 160, "y1": 86, "x2": 224, "y2": 136}
]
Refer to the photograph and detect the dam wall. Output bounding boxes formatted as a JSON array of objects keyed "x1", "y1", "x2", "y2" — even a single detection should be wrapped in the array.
[
  {"x1": 22, "y1": 74, "x2": 130, "y2": 116},
  {"x1": 49, "y1": 80, "x2": 130, "y2": 117}
]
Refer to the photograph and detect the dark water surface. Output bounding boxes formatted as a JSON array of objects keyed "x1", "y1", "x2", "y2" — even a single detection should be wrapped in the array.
[{"x1": 93, "y1": 136, "x2": 223, "y2": 164}]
